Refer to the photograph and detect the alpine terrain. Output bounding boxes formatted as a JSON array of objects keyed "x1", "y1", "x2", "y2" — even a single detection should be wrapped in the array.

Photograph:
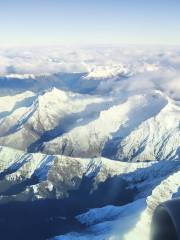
[{"x1": 0, "y1": 46, "x2": 179, "y2": 240}]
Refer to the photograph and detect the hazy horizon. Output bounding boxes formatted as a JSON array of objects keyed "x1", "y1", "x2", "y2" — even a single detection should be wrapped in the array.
[{"x1": 1, "y1": 0, "x2": 180, "y2": 47}]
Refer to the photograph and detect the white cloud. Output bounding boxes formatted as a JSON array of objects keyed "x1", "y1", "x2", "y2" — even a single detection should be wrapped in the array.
[{"x1": 0, "y1": 46, "x2": 179, "y2": 99}]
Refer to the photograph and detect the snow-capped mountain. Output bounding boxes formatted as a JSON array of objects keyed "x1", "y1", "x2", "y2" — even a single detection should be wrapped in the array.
[
  {"x1": 43, "y1": 90, "x2": 179, "y2": 162},
  {"x1": 0, "y1": 145, "x2": 153, "y2": 203},
  {"x1": 54, "y1": 167, "x2": 180, "y2": 240},
  {"x1": 0, "y1": 87, "x2": 179, "y2": 163},
  {"x1": 0, "y1": 145, "x2": 179, "y2": 240},
  {"x1": 0, "y1": 46, "x2": 179, "y2": 240},
  {"x1": 0, "y1": 88, "x2": 107, "y2": 151}
]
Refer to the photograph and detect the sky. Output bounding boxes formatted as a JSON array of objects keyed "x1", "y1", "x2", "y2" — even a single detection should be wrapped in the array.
[{"x1": 0, "y1": 0, "x2": 180, "y2": 47}]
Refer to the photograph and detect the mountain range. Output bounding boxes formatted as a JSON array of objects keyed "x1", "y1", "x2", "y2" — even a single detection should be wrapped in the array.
[{"x1": 0, "y1": 46, "x2": 179, "y2": 240}]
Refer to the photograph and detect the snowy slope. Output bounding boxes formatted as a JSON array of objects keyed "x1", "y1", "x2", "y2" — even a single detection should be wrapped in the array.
[
  {"x1": 0, "y1": 88, "x2": 179, "y2": 162},
  {"x1": 0, "y1": 91, "x2": 35, "y2": 114},
  {"x1": 116, "y1": 97, "x2": 180, "y2": 161},
  {"x1": 42, "y1": 90, "x2": 180, "y2": 162},
  {"x1": 124, "y1": 170, "x2": 180, "y2": 240},
  {"x1": 0, "y1": 145, "x2": 155, "y2": 203},
  {"x1": 53, "y1": 199, "x2": 146, "y2": 240},
  {"x1": 84, "y1": 64, "x2": 130, "y2": 80},
  {"x1": 0, "y1": 88, "x2": 106, "y2": 150},
  {"x1": 0, "y1": 46, "x2": 179, "y2": 240},
  {"x1": 0, "y1": 144, "x2": 179, "y2": 208},
  {"x1": 52, "y1": 163, "x2": 180, "y2": 240}
]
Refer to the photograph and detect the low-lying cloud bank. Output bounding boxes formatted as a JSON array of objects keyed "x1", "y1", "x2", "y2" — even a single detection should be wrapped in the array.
[{"x1": 0, "y1": 46, "x2": 180, "y2": 99}]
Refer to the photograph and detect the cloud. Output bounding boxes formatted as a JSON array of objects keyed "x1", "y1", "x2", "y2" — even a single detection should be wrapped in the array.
[{"x1": 0, "y1": 46, "x2": 179, "y2": 99}]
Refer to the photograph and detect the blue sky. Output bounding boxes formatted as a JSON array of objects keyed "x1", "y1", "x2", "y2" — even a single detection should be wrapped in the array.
[{"x1": 0, "y1": 0, "x2": 180, "y2": 46}]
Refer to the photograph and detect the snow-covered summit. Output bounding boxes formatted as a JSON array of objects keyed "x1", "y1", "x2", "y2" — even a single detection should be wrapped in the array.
[
  {"x1": 0, "y1": 46, "x2": 179, "y2": 240},
  {"x1": 0, "y1": 87, "x2": 179, "y2": 163},
  {"x1": 84, "y1": 64, "x2": 131, "y2": 80}
]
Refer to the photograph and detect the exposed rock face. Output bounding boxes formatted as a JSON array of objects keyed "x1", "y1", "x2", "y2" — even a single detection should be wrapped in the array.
[
  {"x1": 0, "y1": 46, "x2": 179, "y2": 240},
  {"x1": 0, "y1": 88, "x2": 179, "y2": 162},
  {"x1": 0, "y1": 144, "x2": 179, "y2": 240}
]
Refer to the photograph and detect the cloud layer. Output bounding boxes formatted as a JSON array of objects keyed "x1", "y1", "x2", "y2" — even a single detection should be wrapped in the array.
[{"x1": 0, "y1": 46, "x2": 180, "y2": 99}]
